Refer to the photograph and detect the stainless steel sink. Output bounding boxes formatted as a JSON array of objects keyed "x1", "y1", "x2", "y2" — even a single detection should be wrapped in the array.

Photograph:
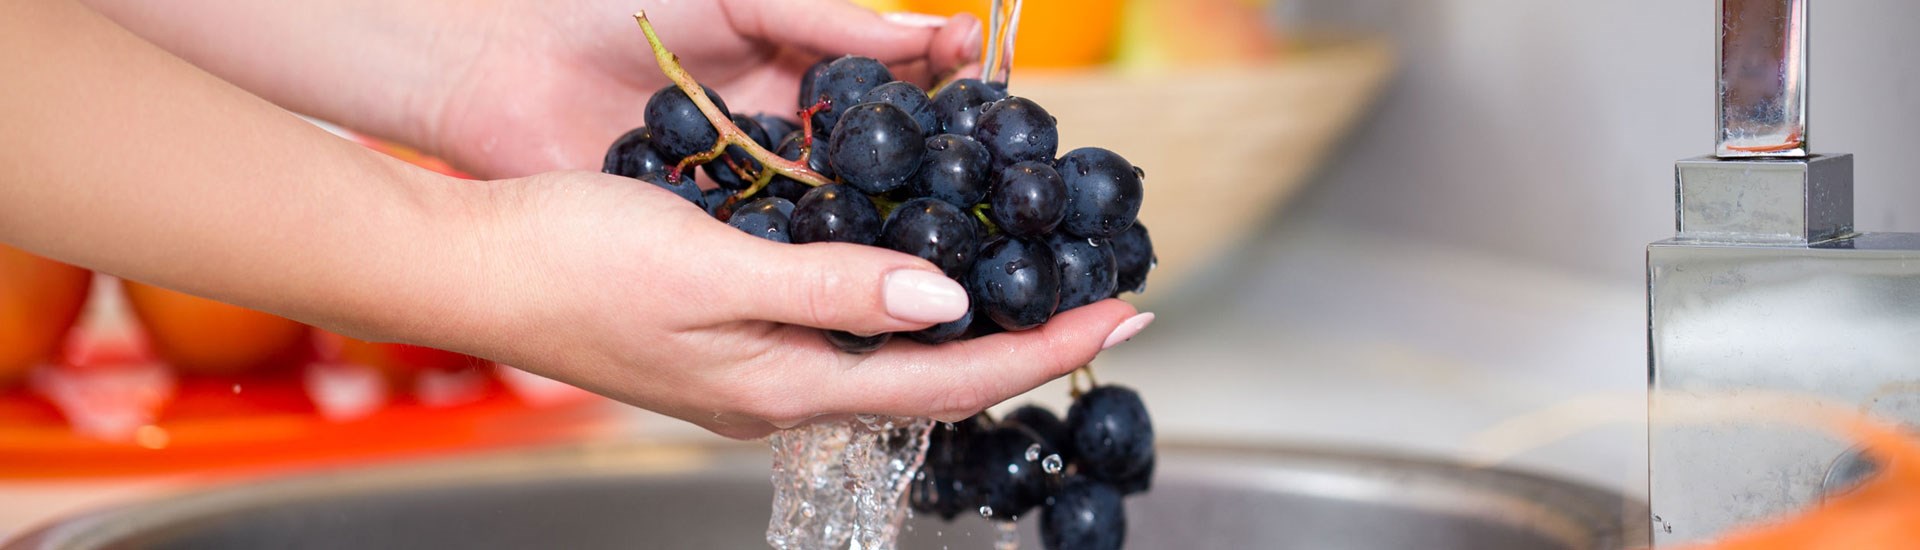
[{"x1": 5, "y1": 442, "x2": 1648, "y2": 549}]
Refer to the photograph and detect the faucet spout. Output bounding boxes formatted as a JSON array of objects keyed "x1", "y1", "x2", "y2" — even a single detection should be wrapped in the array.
[{"x1": 1718, "y1": 0, "x2": 1809, "y2": 157}]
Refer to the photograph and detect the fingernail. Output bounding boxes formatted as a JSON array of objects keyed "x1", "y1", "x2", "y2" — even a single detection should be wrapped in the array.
[
  {"x1": 960, "y1": 15, "x2": 984, "y2": 63},
  {"x1": 883, "y1": 12, "x2": 951, "y2": 28},
  {"x1": 1102, "y1": 313, "x2": 1156, "y2": 350},
  {"x1": 884, "y1": 270, "x2": 969, "y2": 324}
]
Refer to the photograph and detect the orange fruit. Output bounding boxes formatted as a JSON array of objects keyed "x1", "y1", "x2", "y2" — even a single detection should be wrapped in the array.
[
  {"x1": 902, "y1": 0, "x2": 1123, "y2": 70},
  {"x1": 121, "y1": 280, "x2": 310, "y2": 376},
  {"x1": 0, "y1": 244, "x2": 93, "y2": 384}
]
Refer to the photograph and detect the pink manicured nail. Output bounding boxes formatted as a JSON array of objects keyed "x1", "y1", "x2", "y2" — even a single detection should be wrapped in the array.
[
  {"x1": 884, "y1": 270, "x2": 969, "y2": 324},
  {"x1": 1102, "y1": 313, "x2": 1156, "y2": 350},
  {"x1": 883, "y1": 12, "x2": 951, "y2": 28}
]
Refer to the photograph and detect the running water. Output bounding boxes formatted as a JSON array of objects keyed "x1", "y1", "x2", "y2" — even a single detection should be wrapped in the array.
[{"x1": 766, "y1": 415, "x2": 935, "y2": 550}]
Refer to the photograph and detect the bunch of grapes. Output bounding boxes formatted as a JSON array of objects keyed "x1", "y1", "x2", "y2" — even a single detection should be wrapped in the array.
[
  {"x1": 604, "y1": 52, "x2": 1155, "y2": 352},
  {"x1": 910, "y1": 384, "x2": 1152, "y2": 550},
  {"x1": 610, "y1": 16, "x2": 1157, "y2": 549}
]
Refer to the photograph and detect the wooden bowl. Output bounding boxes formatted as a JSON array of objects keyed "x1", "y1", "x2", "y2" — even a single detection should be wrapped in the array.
[{"x1": 1015, "y1": 35, "x2": 1396, "y2": 305}]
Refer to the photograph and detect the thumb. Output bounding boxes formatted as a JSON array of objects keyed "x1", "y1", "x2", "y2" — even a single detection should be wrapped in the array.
[
  {"x1": 711, "y1": 233, "x2": 970, "y2": 335},
  {"x1": 725, "y1": 0, "x2": 982, "y2": 68}
]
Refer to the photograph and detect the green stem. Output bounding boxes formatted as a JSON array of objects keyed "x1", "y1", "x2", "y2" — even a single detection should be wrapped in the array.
[
  {"x1": 634, "y1": 12, "x2": 832, "y2": 187},
  {"x1": 971, "y1": 204, "x2": 1000, "y2": 234},
  {"x1": 670, "y1": 140, "x2": 729, "y2": 183}
]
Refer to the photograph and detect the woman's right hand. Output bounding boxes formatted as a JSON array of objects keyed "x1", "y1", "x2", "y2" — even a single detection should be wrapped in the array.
[{"x1": 450, "y1": 171, "x2": 1150, "y2": 439}]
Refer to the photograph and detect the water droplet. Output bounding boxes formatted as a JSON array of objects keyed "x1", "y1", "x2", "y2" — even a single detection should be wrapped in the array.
[
  {"x1": 1042, "y1": 454, "x2": 1064, "y2": 474},
  {"x1": 1024, "y1": 443, "x2": 1041, "y2": 462},
  {"x1": 979, "y1": 505, "x2": 995, "y2": 518}
]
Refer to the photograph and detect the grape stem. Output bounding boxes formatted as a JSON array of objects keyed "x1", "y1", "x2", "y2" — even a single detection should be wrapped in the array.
[
  {"x1": 1068, "y1": 364, "x2": 1098, "y2": 398},
  {"x1": 634, "y1": 12, "x2": 831, "y2": 188},
  {"x1": 970, "y1": 204, "x2": 1000, "y2": 234},
  {"x1": 796, "y1": 99, "x2": 833, "y2": 164}
]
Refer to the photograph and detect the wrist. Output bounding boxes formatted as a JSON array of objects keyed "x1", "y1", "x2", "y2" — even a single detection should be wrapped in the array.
[{"x1": 392, "y1": 173, "x2": 551, "y2": 366}]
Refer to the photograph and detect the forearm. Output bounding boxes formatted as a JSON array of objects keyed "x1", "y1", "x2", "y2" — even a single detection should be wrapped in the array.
[
  {"x1": 75, "y1": 0, "x2": 472, "y2": 152},
  {"x1": 0, "y1": 0, "x2": 498, "y2": 350}
]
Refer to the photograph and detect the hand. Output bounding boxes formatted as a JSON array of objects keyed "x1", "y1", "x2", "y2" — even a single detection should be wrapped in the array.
[
  {"x1": 460, "y1": 172, "x2": 1149, "y2": 439},
  {"x1": 426, "y1": 0, "x2": 983, "y2": 179}
]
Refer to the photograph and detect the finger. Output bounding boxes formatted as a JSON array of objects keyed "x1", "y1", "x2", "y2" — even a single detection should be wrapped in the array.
[
  {"x1": 887, "y1": 60, "x2": 934, "y2": 90},
  {"x1": 925, "y1": 13, "x2": 983, "y2": 78},
  {"x1": 822, "y1": 299, "x2": 1152, "y2": 421},
  {"x1": 704, "y1": 230, "x2": 970, "y2": 334},
  {"x1": 698, "y1": 414, "x2": 780, "y2": 440},
  {"x1": 725, "y1": 1, "x2": 979, "y2": 67}
]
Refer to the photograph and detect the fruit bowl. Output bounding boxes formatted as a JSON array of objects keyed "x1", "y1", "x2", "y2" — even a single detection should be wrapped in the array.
[
  {"x1": 2, "y1": 440, "x2": 1647, "y2": 549},
  {"x1": 1014, "y1": 35, "x2": 1396, "y2": 304}
]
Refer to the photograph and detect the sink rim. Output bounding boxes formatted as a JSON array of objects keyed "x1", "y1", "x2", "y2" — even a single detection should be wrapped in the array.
[{"x1": 2, "y1": 440, "x2": 1650, "y2": 550}]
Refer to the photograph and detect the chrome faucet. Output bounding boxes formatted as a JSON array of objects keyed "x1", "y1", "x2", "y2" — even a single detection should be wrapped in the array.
[{"x1": 1647, "y1": 0, "x2": 1920, "y2": 543}]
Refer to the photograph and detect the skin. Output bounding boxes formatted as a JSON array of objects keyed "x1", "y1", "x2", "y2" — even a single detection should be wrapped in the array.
[{"x1": 0, "y1": 0, "x2": 1144, "y2": 439}]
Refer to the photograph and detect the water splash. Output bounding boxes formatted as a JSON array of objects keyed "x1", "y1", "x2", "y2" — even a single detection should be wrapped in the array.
[{"x1": 767, "y1": 415, "x2": 934, "y2": 550}]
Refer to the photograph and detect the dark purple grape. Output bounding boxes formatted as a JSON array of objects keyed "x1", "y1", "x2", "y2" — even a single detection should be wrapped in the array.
[
  {"x1": 1111, "y1": 223, "x2": 1155, "y2": 295},
  {"x1": 752, "y1": 114, "x2": 800, "y2": 144},
  {"x1": 971, "y1": 425, "x2": 1055, "y2": 521},
  {"x1": 1002, "y1": 404, "x2": 1073, "y2": 464},
  {"x1": 880, "y1": 198, "x2": 981, "y2": 278},
  {"x1": 1066, "y1": 385, "x2": 1154, "y2": 485},
  {"x1": 1046, "y1": 233, "x2": 1118, "y2": 312},
  {"x1": 988, "y1": 161, "x2": 1068, "y2": 237},
  {"x1": 778, "y1": 131, "x2": 836, "y2": 179},
  {"x1": 638, "y1": 173, "x2": 703, "y2": 207},
  {"x1": 726, "y1": 197, "x2": 795, "y2": 243},
  {"x1": 824, "y1": 330, "x2": 889, "y2": 354},
  {"x1": 1114, "y1": 454, "x2": 1153, "y2": 496},
  {"x1": 1056, "y1": 148, "x2": 1143, "y2": 238},
  {"x1": 828, "y1": 103, "x2": 925, "y2": 194},
  {"x1": 911, "y1": 413, "x2": 993, "y2": 520},
  {"x1": 700, "y1": 114, "x2": 770, "y2": 191},
  {"x1": 930, "y1": 78, "x2": 1005, "y2": 136},
  {"x1": 791, "y1": 184, "x2": 881, "y2": 245},
  {"x1": 968, "y1": 237, "x2": 1060, "y2": 331},
  {"x1": 1041, "y1": 477, "x2": 1126, "y2": 550},
  {"x1": 766, "y1": 131, "x2": 835, "y2": 202},
  {"x1": 797, "y1": 58, "x2": 833, "y2": 110},
  {"x1": 809, "y1": 56, "x2": 894, "y2": 132},
  {"x1": 644, "y1": 84, "x2": 731, "y2": 161},
  {"x1": 859, "y1": 81, "x2": 936, "y2": 136},
  {"x1": 764, "y1": 179, "x2": 811, "y2": 203},
  {"x1": 973, "y1": 97, "x2": 1058, "y2": 171},
  {"x1": 702, "y1": 188, "x2": 732, "y2": 218},
  {"x1": 967, "y1": 302, "x2": 1009, "y2": 338},
  {"x1": 905, "y1": 305, "x2": 972, "y2": 345},
  {"x1": 911, "y1": 134, "x2": 992, "y2": 207},
  {"x1": 603, "y1": 127, "x2": 674, "y2": 179}
]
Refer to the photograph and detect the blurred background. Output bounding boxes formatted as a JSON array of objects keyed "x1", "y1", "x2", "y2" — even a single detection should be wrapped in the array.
[{"x1": 11, "y1": 0, "x2": 1920, "y2": 544}]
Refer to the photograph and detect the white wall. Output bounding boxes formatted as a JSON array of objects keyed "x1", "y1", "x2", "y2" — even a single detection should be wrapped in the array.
[{"x1": 1279, "y1": 0, "x2": 1920, "y2": 282}]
